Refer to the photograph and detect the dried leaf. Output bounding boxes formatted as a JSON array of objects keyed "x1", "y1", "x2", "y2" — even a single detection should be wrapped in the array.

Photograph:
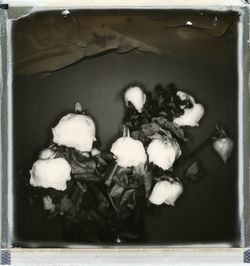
[
  {"x1": 133, "y1": 162, "x2": 146, "y2": 177},
  {"x1": 144, "y1": 172, "x2": 153, "y2": 198},
  {"x1": 110, "y1": 184, "x2": 124, "y2": 198},
  {"x1": 120, "y1": 189, "x2": 135, "y2": 206},
  {"x1": 87, "y1": 210, "x2": 106, "y2": 229},
  {"x1": 131, "y1": 130, "x2": 141, "y2": 139},
  {"x1": 60, "y1": 196, "x2": 76, "y2": 214},
  {"x1": 141, "y1": 122, "x2": 161, "y2": 136},
  {"x1": 74, "y1": 173, "x2": 101, "y2": 182},
  {"x1": 153, "y1": 117, "x2": 187, "y2": 141},
  {"x1": 66, "y1": 148, "x2": 96, "y2": 174},
  {"x1": 185, "y1": 161, "x2": 205, "y2": 183}
]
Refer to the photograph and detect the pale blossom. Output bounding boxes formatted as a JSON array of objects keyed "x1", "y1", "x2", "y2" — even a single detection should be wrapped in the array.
[
  {"x1": 52, "y1": 113, "x2": 96, "y2": 152},
  {"x1": 173, "y1": 91, "x2": 204, "y2": 127},
  {"x1": 30, "y1": 158, "x2": 71, "y2": 191},
  {"x1": 111, "y1": 136, "x2": 147, "y2": 168},
  {"x1": 91, "y1": 148, "x2": 101, "y2": 157},
  {"x1": 124, "y1": 86, "x2": 146, "y2": 113},
  {"x1": 39, "y1": 148, "x2": 56, "y2": 160},
  {"x1": 43, "y1": 195, "x2": 56, "y2": 212},
  {"x1": 147, "y1": 138, "x2": 181, "y2": 170},
  {"x1": 149, "y1": 178, "x2": 183, "y2": 206}
]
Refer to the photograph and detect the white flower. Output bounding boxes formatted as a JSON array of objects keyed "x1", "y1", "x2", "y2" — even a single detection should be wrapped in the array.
[
  {"x1": 91, "y1": 148, "x2": 101, "y2": 157},
  {"x1": 124, "y1": 86, "x2": 146, "y2": 113},
  {"x1": 147, "y1": 138, "x2": 181, "y2": 170},
  {"x1": 52, "y1": 113, "x2": 96, "y2": 152},
  {"x1": 111, "y1": 136, "x2": 147, "y2": 168},
  {"x1": 173, "y1": 91, "x2": 204, "y2": 127},
  {"x1": 43, "y1": 195, "x2": 56, "y2": 212},
  {"x1": 39, "y1": 148, "x2": 56, "y2": 160},
  {"x1": 149, "y1": 179, "x2": 183, "y2": 206},
  {"x1": 30, "y1": 158, "x2": 71, "y2": 191}
]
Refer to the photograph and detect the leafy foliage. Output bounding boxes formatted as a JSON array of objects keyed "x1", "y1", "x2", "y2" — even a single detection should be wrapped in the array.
[{"x1": 26, "y1": 83, "x2": 227, "y2": 243}]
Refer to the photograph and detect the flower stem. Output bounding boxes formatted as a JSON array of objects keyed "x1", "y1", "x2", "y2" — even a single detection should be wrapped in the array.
[
  {"x1": 179, "y1": 134, "x2": 212, "y2": 164},
  {"x1": 105, "y1": 163, "x2": 118, "y2": 187}
]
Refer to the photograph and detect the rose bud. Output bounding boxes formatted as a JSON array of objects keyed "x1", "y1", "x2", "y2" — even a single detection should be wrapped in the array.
[
  {"x1": 213, "y1": 137, "x2": 234, "y2": 164},
  {"x1": 124, "y1": 85, "x2": 146, "y2": 113},
  {"x1": 43, "y1": 195, "x2": 56, "y2": 213},
  {"x1": 147, "y1": 138, "x2": 181, "y2": 170},
  {"x1": 149, "y1": 178, "x2": 183, "y2": 206},
  {"x1": 111, "y1": 136, "x2": 147, "y2": 168},
  {"x1": 91, "y1": 148, "x2": 101, "y2": 157},
  {"x1": 39, "y1": 148, "x2": 57, "y2": 160},
  {"x1": 30, "y1": 158, "x2": 71, "y2": 191},
  {"x1": 173, "y1": 91, "x2": 204, "y2": 127},
  {"x1": 52, "y1": 113, "x2": 96, "y2": 152}
]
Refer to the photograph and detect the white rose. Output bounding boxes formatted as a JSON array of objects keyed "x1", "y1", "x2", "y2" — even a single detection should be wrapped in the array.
[
  {"x1": 43, "y1": 195, "x2": 56, "y2": 212},
  {"x1": 149, "y1": 179, "x2": 183, "y2": 206},
  {"x1": 111, "y1": 136, "x2": 147, "y2": 168},
  {"x1": 39, "y1": 148, "x2": 56, "y2": 160},
  {"x1": 91, "y1": 148, "x2": 101, "y2": 157},
  {"x1": 52, "y1": 113, "x2": 96, "y2": 152},
  {"x1": 124, "y1": 86, "x2": 146, "y2": 113},
  {"x1": 147, "y1": 138, "x2": 181, "y2": 170},
  {"x1": 173, "y1": 91, "x2": 204, "y2": 127},
  {"x1": 30, "y1": 158, "x2": 71, "y2": 191}
]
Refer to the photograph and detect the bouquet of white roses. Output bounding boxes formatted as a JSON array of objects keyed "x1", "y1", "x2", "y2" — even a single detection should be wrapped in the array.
[{"x1": 27, "y1": 83, "x2": 234, "y2": 243}]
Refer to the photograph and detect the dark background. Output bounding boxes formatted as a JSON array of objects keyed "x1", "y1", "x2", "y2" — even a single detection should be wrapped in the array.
[{"x1": 13, "y1": 10, "x2": 239, "y2": 246}]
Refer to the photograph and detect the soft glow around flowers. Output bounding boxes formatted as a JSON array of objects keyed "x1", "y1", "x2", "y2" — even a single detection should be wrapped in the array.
[
  {"x1": 149, "y1": 178, "x2": 183, "y2": 206},
  {"x1": 39, "y1": 148, "x2": 56, "y2": 160},
  {"x1": 52, "y1": 113, "x2": 96, "y2": 152},
  {"x1": 111, "y1": 136, "x2": 147, "y2": 168},
  {"x1": 30, "y1": 158, "x2": 71, "y2": 191},
  {"x1": 124, "y1": 86, "x2": 146, "y2": 113},
  {"x1": 147, "y1": 138, "x2": 181, "y2": 170},
  {"x1": 173, "y1": 91, "x2": 204, "y2": 127}
]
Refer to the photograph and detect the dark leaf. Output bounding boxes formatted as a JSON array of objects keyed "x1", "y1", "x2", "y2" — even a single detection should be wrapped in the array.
[
  {"x1": 185, "y1": 161, "x2": 205, "y2": 183},
  {"x1": 110, "y1": 184, "x2": 124, "y2": 198},
  {"x1": 87, "y1": 210, "x2": 106, "y2": 229},
  {"x1": 120, "y1": 189, "x2": 135, "y2": 206},
  {"x1": 143, "y1": 171, "x2": 153, "y2": 198},
  {"x1": 117, "y1": 167, "x2": 131, "y2": 181},
  {"x1": 65, "y1": 148, "x2": 96, "y2": 174},
  {"x1": 152, "y1": 117, "x2": 187, "y2": 141},
  {"x1": 76, "y1": 197, "x2": 83, "y2": 211},
  {"x1": 131, "y1": 130, "x2": 141, "y2": 139},
  {"x1": 60, "y1": 196, "x2": 76, "y2": 214},
  {"x1": 141, "y1": 122, "x2": 161, "y2": 136},
  {"x1": 96, "y1": 156, "x2": 108, "y2": 167},
  {"x1": 133, "y1": 162, "x2": 146, "y2": 177},
  {"x1": 76, "y1": 181, "x2": 87, "y2": 193},
  {"x1": 99, "y1": 151, "x2": 114, "y2": 162},
  {"x1": 73, "y1": 173, "x2": 101, "y2": 182}
]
